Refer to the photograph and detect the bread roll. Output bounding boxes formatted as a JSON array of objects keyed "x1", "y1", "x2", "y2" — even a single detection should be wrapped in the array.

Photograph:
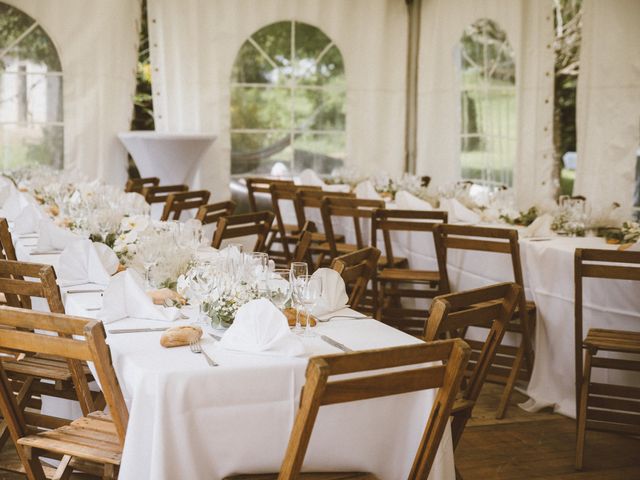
[
  {"x1": 160, "y1": 325, "x2": 203, "y2": 348},
  {"x1": 283, "y1": 307, "x2": 317, "y2": 327}
]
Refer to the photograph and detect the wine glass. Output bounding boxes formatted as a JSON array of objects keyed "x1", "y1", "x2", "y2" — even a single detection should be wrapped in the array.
[
  {"x1": 190, "y1": 263, "x2": 214, "y2": 325},
  {"x1": 289, "y1": 262, "x2": 308, "y2": 334},
  {"x1": 250, "y1": 252, "x2": 270, "y2": 297},
  {"x1": 299, "y1": 274, "x2": 322, "y2": 338},
  {"x1": 269, "y1": 269, "x2": 291, "y2": 311},
  {"x1": 138, "y1": 231, "x2": 160, "y2": 290}
]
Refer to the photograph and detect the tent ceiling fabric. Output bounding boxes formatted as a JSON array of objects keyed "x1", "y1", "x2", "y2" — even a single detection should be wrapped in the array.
[
  {"x1": 575, "y1": 0, "x2": 640, "y2": 210},
  {"x1": 147, "y1": 0, "x2": 408, "y2": 199},
  {"x1": 3, "y1": 0, "x2": 140, "y2": 187},
  {"x1": 416, "y1": 0, "x2": 555, "y2": 208}
]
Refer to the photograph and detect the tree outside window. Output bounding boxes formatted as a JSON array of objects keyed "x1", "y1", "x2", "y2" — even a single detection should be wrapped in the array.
[{"x1": 230, "y1": 21, "x2": 346, "y2": 176}]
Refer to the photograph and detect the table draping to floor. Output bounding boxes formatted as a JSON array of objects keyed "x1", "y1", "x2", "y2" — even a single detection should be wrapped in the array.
[
  {"x1": 281, "y1": 203, "x2": 640, "y2": 419},
  {"x1": 5, "y1": 217, "x2": 455, "y2": 480}
]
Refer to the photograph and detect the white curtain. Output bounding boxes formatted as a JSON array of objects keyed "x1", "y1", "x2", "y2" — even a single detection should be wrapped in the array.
[
  {"x1": 4, "y1": 0, "x2": 140, "y2": 187},
  {"x1": 416, "y1": 0, "x2": 555, "y2": 208},
  {"x1": 574, "y1": 0, "x2": 640, "y2": 209},
  {"x1": 147, "y1": 0, "x2": 408, "y2": 200}
]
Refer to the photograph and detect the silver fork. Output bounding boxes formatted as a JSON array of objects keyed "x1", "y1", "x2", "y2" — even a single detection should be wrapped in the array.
[{"x1": 189, "y1": 339, "x2": 218, "y2": 367}]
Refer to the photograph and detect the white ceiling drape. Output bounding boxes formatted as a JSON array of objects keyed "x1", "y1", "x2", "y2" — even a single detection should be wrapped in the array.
[
  {"x1": 574, "y1": 0, "x2": 640, "y2": 210},
  {"x1": 4, "y1": 0, "x2": 141, "y2": 187},
  {"x1": 416, "y1": 0, "x2": 555, "y2": 208},
  {"x1": 147, "y1": 0, "x2": 408, "y2": 199}
]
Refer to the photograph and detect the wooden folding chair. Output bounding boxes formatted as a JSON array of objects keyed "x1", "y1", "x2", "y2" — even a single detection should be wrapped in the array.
[
  {"x1": 211, "y1": 211, "x2": 275, "y2": 252},
  {"x1": 371, "y1": 209, "x2": 448, "y2": 334},
  {"x1": 331, "y1": 247, "x2": 381, "y2": 312},
  {"x1": 574, "y1": 248, "x2": 640, "y2": 470},
  {"x1": 141, "y1": 184, "x2": 188, "y2": 205},
  {"x1": 0, "y1": 260, "x2": 97, "y2": 454},
  {"x1": 425, "y1": 283, "x2": 521, "y2": 454},
  {"x1": 246, "y1": 177, "x2": 294, "y2": 213},
  {"x1": 432, "y1": 224, "x2": 535, "y2": 419},
  {"x1": 269, "y1": 183, "x2": 322, "y2": 263},
  {"x1": 225, "y1": 339, "x2": 470, "y2": 480},
  {"x1": 319, "y1": 197, "x2": 387, "y2": 261},
  {"x1": 0, "y1": 306, "x2": 128, "y2": 480},
  {"x1": 124, "y1": 176, "x2": 159, "y2": 193},
  {"x1": 293, "y1": 189, "x2": 353, "y2": 268},
  {"x1": 196, "y1": 200, "x2": 237, "y2": 226},
  {"x1": 160, "y1": 190, "x2": 211, "y2": 221}
]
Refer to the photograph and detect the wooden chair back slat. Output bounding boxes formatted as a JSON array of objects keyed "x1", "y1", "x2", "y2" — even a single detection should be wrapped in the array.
[
  {"x1": 424, "y1": 282, "x2": 521, "y2": 449},
  {"x1": 245, "y1": 177, "x2": 293, "y2": 212},
  {"x1": 211, "y1": 211, "x2": 275, "y2": 252},
  {"x1": 321, "y1": 197, "x2": 385, "y2": 259},
  {"x1": 0, "y1": 306, "x2": 129, "y2": 446},
  {"x1": 277, "y1": 340, "x2": 471, "y2": 479},
  {"x1": 142, "y1": 184, "x2": 189, "y2": 204},
  {"x1": 124, "y1": 177, "x2": 159, "y2": 193},
  {"x1": 331, "y1": 247, "x2": 380, "y2": 310},
  {"x1": 196, "y1": 200, "x2": 236, "y2": 226},
  {"x1": 161, "y1": 190, "x2": 211, "y2": 221}
]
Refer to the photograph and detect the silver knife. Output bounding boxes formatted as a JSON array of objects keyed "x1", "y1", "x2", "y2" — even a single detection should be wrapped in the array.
[
  {"x1": 209, "y1": 333, "x2": 222, "y2": 341},
  {"x1": 66, "y1": 288, "x2": 104, "y2": 294},
  {"x1": 108, "y1": 327, "x2": 169, "y2": 334},
  {"x1": 320, "y1": 334, "x2": 353, "y2": 352},
  {"x1": 30, "y1": 250, "x2": 62, "y2": 255}
]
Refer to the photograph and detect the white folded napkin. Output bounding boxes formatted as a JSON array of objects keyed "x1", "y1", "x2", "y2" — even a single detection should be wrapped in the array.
[
  {"x1": 36, "y1": 219, "x2": 82, "y2": 252},
  {"x1": 310, "y1": 268, "x2": 349, "y2": 316},
  {"x1": 298, "y1": 168, "x2": 325, "y2": 187},
  {"x1": 395, "y1": 190, "x2": 433, "y2": 210},
  {"x1": 3, "y1": 187, "x2": 30, "y2": 221},
  {"x1": 218, "y1": 298, "x2": 305, "y2": 356},
  {"x1": 97, "y1": 269, "x2": 181, "y2": 324},
  {"x1": 14, "y1": 204, "x2": 45, "y2": 235},
  {"x1": 354, "y1": 180, "x2": 382, "y2": 200},
  {"x1": 441, "y1": 198, "x2": 480, "y2": 224},
  {"x1": 57, "y1": 239, "x2": 120, "y2": 287},
  {"x1": 522, "y1": 213, "x2": 555, "y2": 238}
]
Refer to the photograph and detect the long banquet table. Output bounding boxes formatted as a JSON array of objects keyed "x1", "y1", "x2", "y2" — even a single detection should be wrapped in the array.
[
  {"x1": 281, "y1": 203, "x2": 640, "y2": 418},
  {"x1": 8, "y1": 229, "x2": 455, "y2": 480}
]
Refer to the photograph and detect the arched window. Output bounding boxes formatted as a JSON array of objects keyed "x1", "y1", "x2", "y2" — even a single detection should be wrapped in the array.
[
  {"x1": 230, "y1": 21, "x2": 346, "y2": 175},
  {"x1": 459, "y1": 19, "x2": 516, "y2": 187},
  {"x1": 0, "y1": 2, "x2": 63, "y2": 169}
]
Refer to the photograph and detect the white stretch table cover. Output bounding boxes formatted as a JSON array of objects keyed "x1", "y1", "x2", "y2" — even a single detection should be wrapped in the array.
[
  {"x1": 280, "y1": 201, "x2": 640, "y2": 418},
  {"x1": 6, "y1": 219, "x2": 454, "y2": 480},
  {"x1": 118, "y1": 131, "x2": 216, "y2": 188}
]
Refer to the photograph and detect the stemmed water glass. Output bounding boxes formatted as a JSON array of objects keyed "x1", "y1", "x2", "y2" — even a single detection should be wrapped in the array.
[
  {"x1": 269, "y1": 269, "x2": 292, "y2": 311},
  {"x1": 289, "y1": 262, "x2": 308, "y2": 334},
  {"x1": 250, "y1": 252, "x2": 270, "y2": 297},
  {"x1": 138, "y1": 231, "x2": 160, "y2": 290},
  {"x1": 299, "y1": 275, "x2": 322, "y2": 338}
]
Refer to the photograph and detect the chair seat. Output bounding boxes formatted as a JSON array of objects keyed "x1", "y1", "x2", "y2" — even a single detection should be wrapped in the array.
[
  {"x1": 226, "y1": 473, "x2": 377, "y2": 480},
  {"x1": 18, "y1": 411, "x2": 121, "y2": 466},
  {"x1": 2, "y1": 354, "x2": 90, "y2": 382},
  {"x1": 584, "y1": 328, "x2": 640, "y2": 354},
  {"x1": 377, "y1": 268, "x2": 440, "y2": 283}
]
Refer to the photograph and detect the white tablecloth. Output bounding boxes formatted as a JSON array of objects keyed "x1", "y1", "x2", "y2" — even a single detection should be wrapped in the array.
[
  {"x1": 9, "y1": 229, "x2": 455, "y2": 480},
  {"x1": 118, "y1": 131, "x2": 216, "y2": 188},
  {"x1": 280, "y1": 199, "x2": 640, "y2": 418}
]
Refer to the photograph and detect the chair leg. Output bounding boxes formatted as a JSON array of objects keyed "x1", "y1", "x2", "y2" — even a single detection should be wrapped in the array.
[
  {"x1": 496, "y1": 339, "x2": 526, "y2": 419},
  {"x1": 53, "y1": 455, "x2": 73, "y2": 480},
  {"x1": 450, "y1": 409, "x2": 470, "y2": 451},
  {"x1": 575, "y1": 349, "x2": 593, "y2": 470}
]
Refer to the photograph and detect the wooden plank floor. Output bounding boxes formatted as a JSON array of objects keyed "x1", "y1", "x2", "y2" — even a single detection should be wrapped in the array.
[
  {"x1": 457, "y1": 383, "x2": 640, "y2": 479},
  {"x1": 1, "y1": 384, "x2": 639, "y2": 479}
]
